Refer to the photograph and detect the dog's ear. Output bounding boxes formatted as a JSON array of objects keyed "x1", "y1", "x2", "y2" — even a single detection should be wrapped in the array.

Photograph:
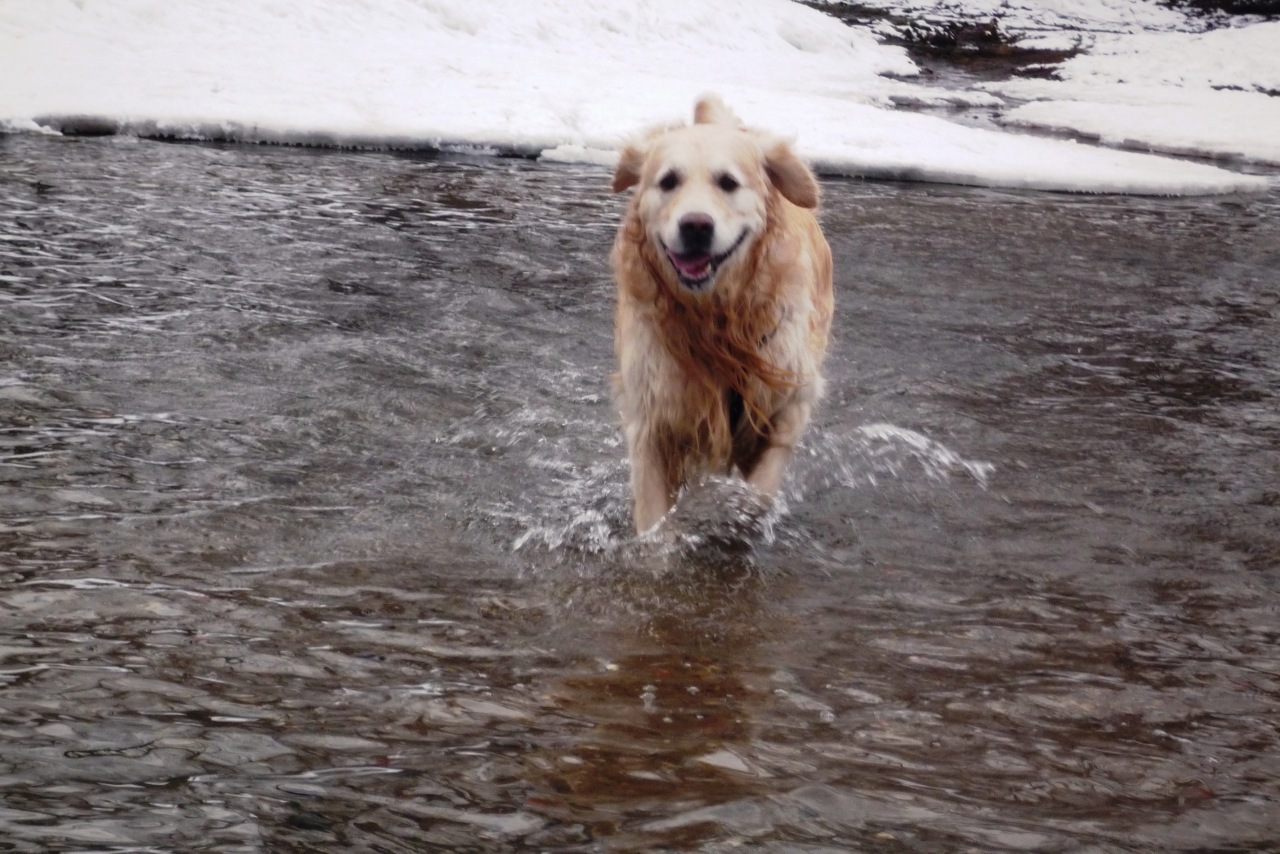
[
  {"x1": 611, "y1": 142, "x2": 645, "y2": 193},
  {"x1": 693, "y1": 94, "x2": 742, "y2": 127},
  {"x1": 763, "y1": 138, "x2": 819, "y2": 209}
]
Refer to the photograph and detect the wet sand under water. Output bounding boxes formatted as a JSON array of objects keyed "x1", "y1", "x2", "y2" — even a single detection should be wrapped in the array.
[{"x1": 1, "y1": 132, "x2": 1279, "y2": 851}]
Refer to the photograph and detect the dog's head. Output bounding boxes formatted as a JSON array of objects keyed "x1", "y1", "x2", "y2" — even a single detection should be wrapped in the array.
[{"x1": 612, "y1": 95, "x2": 819, "y2": 294}]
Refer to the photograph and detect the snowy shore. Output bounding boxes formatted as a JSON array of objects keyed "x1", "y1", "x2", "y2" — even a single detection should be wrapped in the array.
[{"x1": 1, "y1": 0, "x2": 1273, "y2": 195}]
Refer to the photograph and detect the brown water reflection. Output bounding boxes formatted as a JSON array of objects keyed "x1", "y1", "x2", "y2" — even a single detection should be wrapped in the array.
[{"x1": 531, "y1": 558, "x2": 780, "y2": 850}]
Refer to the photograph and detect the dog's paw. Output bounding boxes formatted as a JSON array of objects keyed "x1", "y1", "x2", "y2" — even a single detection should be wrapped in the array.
[{"x1": 658, "y1": 477, "x2": 773, "y2": 549}]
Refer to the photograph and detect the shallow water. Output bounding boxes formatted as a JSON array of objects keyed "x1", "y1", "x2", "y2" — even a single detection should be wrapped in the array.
[{"x1": 1, "y1": 132, "x2": 1278, "y2": 852}]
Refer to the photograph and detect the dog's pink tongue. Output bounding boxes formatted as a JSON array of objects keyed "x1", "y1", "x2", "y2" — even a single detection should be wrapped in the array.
[{"x1": 668, "y1": 251, "x2": 711, "y2": 279}]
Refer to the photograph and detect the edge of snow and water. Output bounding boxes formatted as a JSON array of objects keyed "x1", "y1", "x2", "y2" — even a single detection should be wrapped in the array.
[{"x1": 0, "y1": 0, "x2": 1273, "y2": 196}]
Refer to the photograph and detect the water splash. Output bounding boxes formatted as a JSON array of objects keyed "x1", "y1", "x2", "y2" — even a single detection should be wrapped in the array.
[
  {"x1": 800, "y1": 422, "x2": 995, "y2": 495},
  {"x1": 507, "y1": 418, "x2": 994, "y2": 565}
]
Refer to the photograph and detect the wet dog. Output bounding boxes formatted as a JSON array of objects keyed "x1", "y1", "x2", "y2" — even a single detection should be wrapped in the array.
[{"x1": 610, "y1": 95, "x2": 833, "y2": 534}]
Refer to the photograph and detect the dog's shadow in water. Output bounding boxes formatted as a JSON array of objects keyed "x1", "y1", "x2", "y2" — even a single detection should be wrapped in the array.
[
  {"x1": 523, "y1": 479, "x2": 811, "y2": 840},
  {"x1": 529, "y1": 487, "x2": 800, "y2": 843}
]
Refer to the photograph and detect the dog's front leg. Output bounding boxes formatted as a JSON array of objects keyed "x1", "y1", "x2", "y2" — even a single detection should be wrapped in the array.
[
  {"x1": 744, "y1": 399, "x2": 812, "y2": 498},
  {"x1": 628, "y1": 435, "x2": 675, "y2": 535}
]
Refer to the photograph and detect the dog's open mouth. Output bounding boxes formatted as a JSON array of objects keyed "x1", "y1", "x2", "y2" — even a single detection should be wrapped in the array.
[{"x1": 664, "y1": 229, "x2": 749, "y2": 290}]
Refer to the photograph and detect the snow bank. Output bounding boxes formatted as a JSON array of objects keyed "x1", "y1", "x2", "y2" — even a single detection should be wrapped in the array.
[
  {"x1": 991, "y1": 21, "x2": 1280, "y2": 165},
  {"x1": 0, "y1": 0, "x2": 1269, "y2": 195},
  {"x1": 0, "y1": 0, "x2": 912, "y2": 151}
]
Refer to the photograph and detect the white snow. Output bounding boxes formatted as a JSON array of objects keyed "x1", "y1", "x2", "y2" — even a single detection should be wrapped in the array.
[
  {"x1": 0, "y1": 0, "x2": 1272, "y2": 195},
  {"x1": 845, "y1": 1, "x2": 1280, "y2": 165},
  {"x1": 990, "y1": 21, "x2": 1280, "y2": 165}
]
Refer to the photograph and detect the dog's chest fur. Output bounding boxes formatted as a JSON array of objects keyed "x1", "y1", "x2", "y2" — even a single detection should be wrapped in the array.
[{"x1": 612, "y1": 223, "x2": 815, "y2": 479}]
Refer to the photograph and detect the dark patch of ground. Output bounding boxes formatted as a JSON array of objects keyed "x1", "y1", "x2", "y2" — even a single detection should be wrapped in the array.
[
  {"x1": 802, "y1": 3, "x2": 1078, "y2": 81},
  {"x1": 1164, "y1": 0, "x2": 1279, "y2": 15}
]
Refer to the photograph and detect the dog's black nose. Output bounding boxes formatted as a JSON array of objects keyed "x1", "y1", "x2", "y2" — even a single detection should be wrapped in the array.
[{"x1": 678, "y1": 213, "x2": 715, "y2": 255}]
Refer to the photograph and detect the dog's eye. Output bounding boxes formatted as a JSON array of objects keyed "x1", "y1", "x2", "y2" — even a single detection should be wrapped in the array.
[
  {"x1": 658, "y1": 171, "x2": 680, "y2": 192},
  {"x1": 717, "y1": 174, "x2": 740, "y2": 193}
]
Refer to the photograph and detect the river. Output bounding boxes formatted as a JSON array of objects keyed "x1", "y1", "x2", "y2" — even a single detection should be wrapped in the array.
[{"x1": 1, "y1": 131, "x2": 1278, "y2": 851}]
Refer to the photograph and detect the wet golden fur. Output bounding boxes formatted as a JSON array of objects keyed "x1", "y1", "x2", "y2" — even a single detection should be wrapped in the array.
[{"x1": 611, "y1": 95, "x2": 833, "y2": 534}]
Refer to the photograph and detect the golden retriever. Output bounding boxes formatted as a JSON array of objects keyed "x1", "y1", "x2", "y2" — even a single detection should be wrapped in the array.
[{"x1": 610, "y1": 94, "x2": 834, "y2": 534}]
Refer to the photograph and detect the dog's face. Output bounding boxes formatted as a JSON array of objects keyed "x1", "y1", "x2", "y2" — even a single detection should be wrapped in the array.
[
  {"x1": 613, "y1": 98, "x2": 819, "y2": 294},
  {"x1": 631, "y1": 126, "x2": 770, "y2": 292}
]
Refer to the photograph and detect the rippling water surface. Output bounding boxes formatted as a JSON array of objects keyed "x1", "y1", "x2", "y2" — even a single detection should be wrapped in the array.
[{"x1": 1, "y1": 133, "x2": 1278, "y2": 852}]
